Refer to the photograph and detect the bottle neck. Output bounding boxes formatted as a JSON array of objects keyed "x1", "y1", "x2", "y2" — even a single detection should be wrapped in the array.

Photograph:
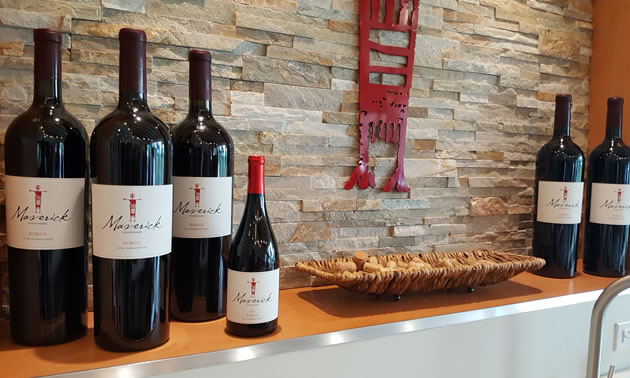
[
  {"x1": 119, "y1": 35, "x2": 147, "y2": 102},
  {"x1": 188, "y1": 58, "x2": 212, "y2": 116},
  {"x1": 33, "y1": 37, "x2": 62, "y2": 106},
  {"x1": 33, "y1": 79, "x2": 62, "y2": 106},
  {"x1": 247, "y1": 163, "x2": 265, "y2": 195},
  {"x1": 553, "y1": 101, "x2": 571, "y2": 138},
  {"x1": 118, "y1": 91, "x2": 148, "y2": 110},
  {"x1": 606, "y1": 102, "x2": 623, "y2": 139}
]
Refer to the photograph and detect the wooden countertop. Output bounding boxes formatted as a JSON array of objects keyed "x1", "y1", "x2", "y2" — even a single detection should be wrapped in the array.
[{"x1": 0, "y1": 266, "x2": 618, "y2": 378}]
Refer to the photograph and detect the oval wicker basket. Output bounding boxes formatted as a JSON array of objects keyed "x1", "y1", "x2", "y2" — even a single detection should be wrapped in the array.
[{"x1": 296, "y1": 250, "x2": 546, "y2": 296}]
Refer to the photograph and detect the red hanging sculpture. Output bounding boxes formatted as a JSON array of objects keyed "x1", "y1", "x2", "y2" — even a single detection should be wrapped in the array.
[{"x1": 345, "y1": 0, "x2": 419, "y2": 192}]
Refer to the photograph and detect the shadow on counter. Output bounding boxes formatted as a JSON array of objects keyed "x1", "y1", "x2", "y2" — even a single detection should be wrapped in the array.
[{"x1": 297, "y1": 279, "x2": 542, "y2": 318}]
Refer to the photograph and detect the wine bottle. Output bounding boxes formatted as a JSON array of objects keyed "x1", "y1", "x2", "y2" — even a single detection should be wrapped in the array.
[
  {"x1": 532, "y1": 94, "x2": 585, "y2": 278},
  {"x1": 170, "y1": 49, "x2": 234, "y2": 321},
  {"x1": 584, "y1": 97, "x2": 630, "y2": 277},
  {"x1": 226, "y1": 156, "x2": 279, "y2": 337},
  {"x1": 4, "y1": 29, "x2": 88, "y2": 346},
  {"x1": 90, "y1": 28, "x2": 173, "y2": 351}
]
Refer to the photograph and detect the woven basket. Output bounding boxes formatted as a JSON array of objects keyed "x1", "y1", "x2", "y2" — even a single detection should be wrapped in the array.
[{"x1": 296, "y1": 250, "x2": 545, "y2": 296}]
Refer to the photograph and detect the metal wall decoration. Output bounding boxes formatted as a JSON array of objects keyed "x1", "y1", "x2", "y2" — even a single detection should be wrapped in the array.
[{"x1": 345, "y1": 0, "x2": 419, "y2": 192}]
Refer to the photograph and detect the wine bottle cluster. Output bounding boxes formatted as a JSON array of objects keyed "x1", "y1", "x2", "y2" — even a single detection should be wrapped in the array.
[
  {"x1": 5, "y1": 28, "x2": 278, "y2": 350},
  {"x1": 533, "y1": 95, "x2": 630, "y2": 278}
]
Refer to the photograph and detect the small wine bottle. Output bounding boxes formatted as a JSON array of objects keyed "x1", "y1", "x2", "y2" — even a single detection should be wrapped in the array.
[
  {"x1": 5, "y1": 28, "x2": 88, "y2": 346},
  {"x1": 171, "y1": 49, "x2": 234, "y2": 321},
  {"x1": 90, "y1": 28, "x2": 173, "y2": 351},
  {"x1": 532, "y1": 94, "x2": 585, "y2": 278},
  {"x1": 584, "y1": 97, "x2": 630, "y2": 277},
  {"x1": 227, "y1": 156, "x2": 279, "y2": 337}
]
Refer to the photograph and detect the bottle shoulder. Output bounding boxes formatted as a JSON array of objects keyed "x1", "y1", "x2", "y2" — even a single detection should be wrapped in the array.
[
  {"x1": 590, "y1": 139, "x2": 630, "y2": 161},
  {"x1": 537, "y1": 137, "x2": 585, "y2": 160},
  {"x1": 6, "y1": 105, "x2": 88, "y2": 143},
  {"x1": 92, "y1": 107, "x2": 171, "y2": 144},
  {"x1": 172, "y1": 115, "x2": 233, "y2": 146}
]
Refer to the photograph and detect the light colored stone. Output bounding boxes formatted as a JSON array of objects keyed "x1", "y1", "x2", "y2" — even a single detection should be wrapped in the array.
[
  {"x1": 393, "y1": 225, "x2": 430, "y2": 237},
  {"x1": 470, "y1": 197, "x2": 508, "y2": 216},
  {"x1": 264, "y1": 83, "x2": 343, "y2": 112},
  {"x1": 0, "y1": 8, "x2": 72, "y2": 32},
  {"x1": 243, "y1": 56, "x2": 331, "y2": 89},
  {"x1": 236, "y1": 11, "x2": 313, "y2": 38},
  {"x1": 103, "y1": 0, "x2": 145, "y2": 13}
]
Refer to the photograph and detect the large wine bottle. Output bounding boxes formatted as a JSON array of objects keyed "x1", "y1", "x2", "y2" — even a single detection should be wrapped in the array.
[
  {"x1": 4, "y1": 28, "x2": 88, "y2": 346},
  {"x1": 227, "y1": 156, "x2": 279, "y2": 337},
  {"x1": 90, "y1": 28, "x2": 172, "y2": 351},
  {"x1": 584, "y1": 97, "x2": 630, "y2": 277},
  {"x1": 532, "y1": 94, "x2": 585, "y2": 278},
  {"x1": 170, "y1": 49, "x2": 234, "y2": 321}
]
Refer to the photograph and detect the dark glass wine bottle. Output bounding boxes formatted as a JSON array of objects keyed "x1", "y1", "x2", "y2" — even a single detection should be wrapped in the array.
[
  {"x1": 532, "y1": 94, "x2": 585, "y2": 278},
  {"x1": 4, "y1": 28, "x2": 88, "y2": 346},
  {"x1": 226, "y1": 156, "x2": 279, "y2": 337},
  {"x1": 170, "y1": 49, "x2": 234, "y2": 322},
  {"x1": 90, "y1": 28, "x2": 172, "y2": 351},
  {"x1": 584, "y1": 97, "x2": 630, "y2": 277}
]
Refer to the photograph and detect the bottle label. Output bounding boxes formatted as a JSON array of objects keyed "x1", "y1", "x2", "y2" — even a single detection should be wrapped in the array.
[
  {"x1": 589, "y1": 183, "x2": 630, "y2": 225},
  {"x1": 92, "y1": 184, "x2": 172, "y2": 259},
  {"x1": 172, "y1": 176, "x2": 232, "y2": 238},
  {"x1": 536, "y1": 181, "x2": 583, "y2": 224},
  {"x1": 5, "y1": 176, "x2": 84, "y2": 250},
  {"x1": 227, "y1": 269, "x2": 279, "y2": 324}
]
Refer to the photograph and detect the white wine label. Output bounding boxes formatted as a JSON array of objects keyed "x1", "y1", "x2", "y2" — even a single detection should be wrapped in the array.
[
  {"x1": 5, "y1": 176, "x2": 84, "y2": 250},
  {"x1": 172, "y1": 176, "x2": 232, "y2": 238},
  {"x1": 589, "y1": 183, "x2": 630, "y2": 225},
  {"x1": 227, "y1": 269, "x2": 279, "y2": 324},
  {"x1": 92, "y1": 184, "x2": 172, "y2": 259},
  {"x1": 536, "y1": 181, "x2": 583, "y2": 224}
]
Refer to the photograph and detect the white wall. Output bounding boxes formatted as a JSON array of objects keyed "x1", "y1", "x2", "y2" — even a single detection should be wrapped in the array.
[{"x1": 156, "y1": 293, "x2": 630, "y2": 378}]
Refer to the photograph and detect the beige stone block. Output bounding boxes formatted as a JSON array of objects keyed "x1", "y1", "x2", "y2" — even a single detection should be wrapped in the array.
[
  {"x1": 327, "y1": 19, "x2": 358, "y2": 34},
  {"x1": 0, "y1": 84, "x2": 28, "y2": 102},
  {"x1": 357, "y1": 199, "x2": 380, "y2": 211},
  {"x1": 236, "y1": 12, "x2": 313, "y2": 38},
  {"x1": 103, "y1": 0, "x2": 145, "y2": 13},
  {"x1": 0, "y1": 41, "x2": 23, "y2": 56},
  {"x1": 232, "y1": 27, "x2": 293, "y2": 48},
  {"x1": 145, "y1": 0, "x2": 237, "y2": 25},
  {"x1": 243, "y1": 56, "x2": 331, "y2": 89},
  {"x1": 322, "y1": 111, "x2": 358, "y2": 125},
  {"x1": 264, "y1": 83, "x2": 343, "y2": 112},
  {"x1": 314, "y1": 27, "x2": 358, "y2": 46},
  {"x1": 0, "y1": 8, "x2": 72, "y2": 32},
  {"x1": 243, "y1": 0, "x2": 298, "y2": 12},
  {"x1": 393, "y1": 225, "x2": 429, "y2": 237},
  {"x1": 404, "y1": 158, "x2": 457, "y2": 178},
  {"x1": 231, "y1": 91, "x2": 264, "y2": 106},
  {"x1": 470, "y1": 196, "x2": 508, "y2": 216},
  {"x1": 288, "y1": 222, "x2": 332, "y2": 242}
]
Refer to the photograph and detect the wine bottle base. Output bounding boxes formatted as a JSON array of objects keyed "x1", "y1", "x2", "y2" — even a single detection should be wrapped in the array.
[
  {"x1": 583, "y1": 268, "x2": 625, "y2": 278},
  {"x1": 172, "y1": 312, "x2": 226, "y2": 323},
  {"x1": 532, "y1": 268, "x2": 575, "y2": 279},
  {"x1": 225, "y1": 319, "x2": 278, "y2": 337},
  {"x1": 94, "y1": 335, "x2": 170, "y2": 353}
]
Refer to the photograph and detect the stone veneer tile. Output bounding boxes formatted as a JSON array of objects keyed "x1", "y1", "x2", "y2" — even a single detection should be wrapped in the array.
[{"x1": 0, "y1": 0, "x2": 593, "y2": 317}]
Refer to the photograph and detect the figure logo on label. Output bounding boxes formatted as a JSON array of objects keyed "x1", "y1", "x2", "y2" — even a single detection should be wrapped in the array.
[
  {"x1": 248, "y1": 278, "x2": 257, "y2": 297},
  {"x1": 190, "y1": 183, "x2": 204, "y2": 208},
  {"x1": 29, "y1": 184, "x2": 47, "y2": 213},
  {"x1": 562, "y1": 186, "x2": 568, "y2": 201},
  {"x1": 616, "y1": 188, "x2": 623, "y2": 203},
  {"x1": 123, "y1": 193, "x2": 141, "y2": 222}
]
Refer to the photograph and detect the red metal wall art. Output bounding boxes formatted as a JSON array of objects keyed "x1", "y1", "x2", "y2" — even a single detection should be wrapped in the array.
[{"x1": 345, "y1": 0, "x2": 419, "y2": 192}]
